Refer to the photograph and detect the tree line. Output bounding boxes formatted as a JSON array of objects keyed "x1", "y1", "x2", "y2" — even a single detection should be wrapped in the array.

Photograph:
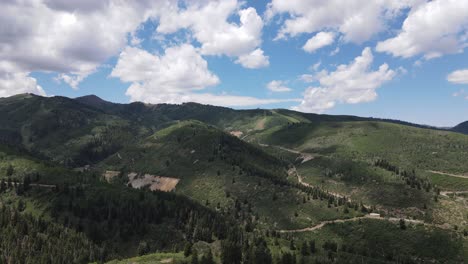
[{"x1": 374, "y1": 159, "x2": 434, "y2": 193}]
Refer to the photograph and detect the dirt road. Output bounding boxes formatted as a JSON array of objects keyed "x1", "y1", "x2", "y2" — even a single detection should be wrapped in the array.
[
  {"x1": 440, "y1": 191, "x2": 468, "y2": 196},
  {"x1": 8, "y1": 181, "x2": 56, "y2": 188},
  {"x1": 260, "y1": 143, "x2": 348, "y2": 200},
  {"x1": 427, "y1": 170, "x2": 468, "y2": 179},
  {"x1": 278, "y1": 214, "x2": 428, "y2": 233},
  {"x1": 265, "y1": 144, "x2": 315, "y2": 163},
  {"x1": 288, "y1": 166, "x2": 346, "y2": 199},
  {"x1": 30, "y1": 183, "x2": 56, "y2": 188}
]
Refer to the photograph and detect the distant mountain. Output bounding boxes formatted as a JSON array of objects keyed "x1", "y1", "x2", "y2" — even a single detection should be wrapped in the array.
[
  {"x1": 0, "y1": 94, "x2": 460, "y2": 156},
  {"x1": 75, "y1": 94, "x2": 115, "y2": 109},
  {"x1": 452, "y1": 120, "x2": 468, "y2": 134},
  {"x1": 74, "y1": 94, "x2": 446, "y2": 131}
]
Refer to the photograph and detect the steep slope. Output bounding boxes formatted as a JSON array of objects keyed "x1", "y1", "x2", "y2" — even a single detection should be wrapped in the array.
[
  {"x1": 0, "y1": 94, "x2": 151, "y2": 166},
  {"x1": 0, "y1": 143, "x2": 85, "y2": 186},
  {"x1": 100, "y1": 120, "x2": 359, "y2": 229},
  {"x1": 252, "y1": 121, "x2": 468, "y2": 173},
  {"x1": 0, "y1": 205, "x2": 103, "y2": 263},
  {"x1": 250, "y1": 121, "x2": 468, "y2": 215},
  {"x1": 0, "y1": 141, "x2": 234, "y2": 260}
]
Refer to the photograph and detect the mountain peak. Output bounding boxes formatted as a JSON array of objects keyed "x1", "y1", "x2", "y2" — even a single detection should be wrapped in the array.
[
  {"x1": 75, "y1": 94, "x2": 112, "y2": 108},
  {"x1": 75, "y1": 94, "x2": 105, "y2": 102}
]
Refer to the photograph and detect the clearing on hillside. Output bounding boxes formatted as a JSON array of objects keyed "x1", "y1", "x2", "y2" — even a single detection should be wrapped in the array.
[
  {"x1": 103, "y1": 170, "x2": 120, "y2": 182},
  {"x1": 255, "y1": 117, "x2": 267, "y2": 130},
  {"x1": 128, "y1": 172, "x2": 180, "y2": 192},
  {"x1": 229, "y1": 130, "x2": 243, "y2": 137}
]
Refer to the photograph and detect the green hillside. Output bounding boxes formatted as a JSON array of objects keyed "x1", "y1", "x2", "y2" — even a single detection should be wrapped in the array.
[
  {"x1": 251, "y1": 121, "x2": 468, "y2": 172},
  {"x1": 100, "y1": 120, "x2": 361, "y2": 230},
  {"x1": 0, "y1": 94, "x2": 467, "y2": 263},
  {"x1": 0, "y1": 145, "x2": 234, "y2": 260},
  {"x1": 0, "y1": 94, "x2": 145, "y2": 166}
]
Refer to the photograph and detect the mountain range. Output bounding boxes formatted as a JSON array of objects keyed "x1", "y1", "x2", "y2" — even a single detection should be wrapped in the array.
[{"x1": 0, "y1": 93, "x2": 467, "y2": 263}]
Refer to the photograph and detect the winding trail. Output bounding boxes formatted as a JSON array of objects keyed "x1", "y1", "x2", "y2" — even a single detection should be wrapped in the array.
[
  {"x1": 256, "y1": 143, "x2": 468, "y2": 237},
  {"x1": 260, "y1": 143, "x2": 347, "y2": 199},
  {"x1": 427, "y1": 170, "x2": 468, "y2": 179},
  {"x1": 30, "y1": 183, "x2": 56, "y2": 188},
  {"x1": 278, "y1": 215, "x2": 429, "y2": 233},
  {"x1": 440, "y1": 191, "x2": 468, "y2": 196},
  {"x1": 260, "y1": 143, "x2": 453, "y2": 233},
  {"x1": 8, "y1": 181, "x2": 56, "y2": 188},
  {"x1": 288, "y1": 166, "x2": 346, "y2": 199},
  {"x1": 262, "y1": 144, "x2": 316, "y2": 164},
  {"x1": 262, "y1": 143, "x2": 455, "y2": 232}
]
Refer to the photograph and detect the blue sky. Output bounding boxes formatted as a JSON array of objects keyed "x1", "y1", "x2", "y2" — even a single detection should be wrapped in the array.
[{"x1": 1, "y1": 0, "x2": 468, "y2": 126}]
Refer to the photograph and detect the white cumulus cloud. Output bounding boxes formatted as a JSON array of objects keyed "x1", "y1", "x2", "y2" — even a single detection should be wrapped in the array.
[
  {"x1": 447, "y1": 69, "x2": 468, "y2": 84},
  {"x1": 267, "y1": 0, "x2": 419, "y2": 43},
  {"x1": 235, "y1": 49, "x2": 270, "y2": 69},
  {"x1": 0, "y1": 0, "x2": 172, "y2": 94},
  {"x1": 299, "y1": 74, "x2": 315, "y2": 83},
  {"x1": 157, "y1": 0, "x2": 269, "y2": 68},
  {"x1": 111, "y1": 44, "x2": 220, "y2": 95},
  {"x1": 377, "y1": 0, "x2": 468, "y2": 59},
  {"x1": 293, "y1": 47, "x2": 396, "y2": 113},
  {"x1": 0, "y1": 62, "x2": 46, "y2": 98},
  {"x1": 267, "y1": 80, "x2": 292, "y2": 92},
  {"x1": 111, "y1": 44, "x2": 295, "y2": 107},
  {"x1": 303, "y1": 32, "x2": 335, "y2": 53}
]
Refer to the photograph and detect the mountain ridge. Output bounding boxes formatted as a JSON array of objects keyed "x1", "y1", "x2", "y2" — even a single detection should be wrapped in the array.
[{"x1": 5, "y1": 93, "x2": 460, "y2": 133}]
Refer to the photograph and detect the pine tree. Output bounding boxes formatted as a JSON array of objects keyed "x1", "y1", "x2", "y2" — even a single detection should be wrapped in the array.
[
  {"x1": 399, "y1": 219, "x2": 406, "y2": 230},
  {"x1": 0, "y1": 179, "x2": 6, "y2": 192},
  {"x1": 289, "y1": 239, "x2": 295, "y2": 250},
  {"x1": 23, "y1": 175, "x2": 31, "y2": 191},
  {"x1": 200, "y1": 249, "x2": 214, "y2": 264},
  {"x1": 281, "y1": 252, "x2": 295, "y2": 264},
  {"x1": 221, "y1": 240, "x2": 242, "y2": 264},
  {"x1": 253, "y1": 238, "x2": 272, "y2": 264},
  {"x1": 6, "y1": 164, "x2": 14, "y2": 176},
  {"x1": 191, "y1": 248, "x2": 199, "y2": 264},
  {"x1": 137, "y1": 241, "x2": 149, "y2": 256},
  {"x1": 300, "y1": 241, "x2": 309, "y2": 256},
  {"x1": 309, "y1": 240, "x2": 316, "y2": 254},
  {"x1": 184, "y1": 242, "x2": 192, "y2": 257}
]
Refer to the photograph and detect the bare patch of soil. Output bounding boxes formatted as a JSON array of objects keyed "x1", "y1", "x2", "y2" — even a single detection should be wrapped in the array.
[
  {"x1": 255, "y1": 117, "x2": 266, "y2": 130},
  {"x1": 128, "y1": 173, "x2": 179, "y2": 192},
  {"x1": 229, "y1": 131, "x2": 243, "y2": 137},
  {"x1": 103, "y1": 170, "x2": 120, "y2": 182}
]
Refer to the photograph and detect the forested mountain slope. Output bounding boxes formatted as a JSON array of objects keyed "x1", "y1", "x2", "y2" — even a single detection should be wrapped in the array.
[{"x1": 0, "y1": 94, "x2": 466, "y2": 263}]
